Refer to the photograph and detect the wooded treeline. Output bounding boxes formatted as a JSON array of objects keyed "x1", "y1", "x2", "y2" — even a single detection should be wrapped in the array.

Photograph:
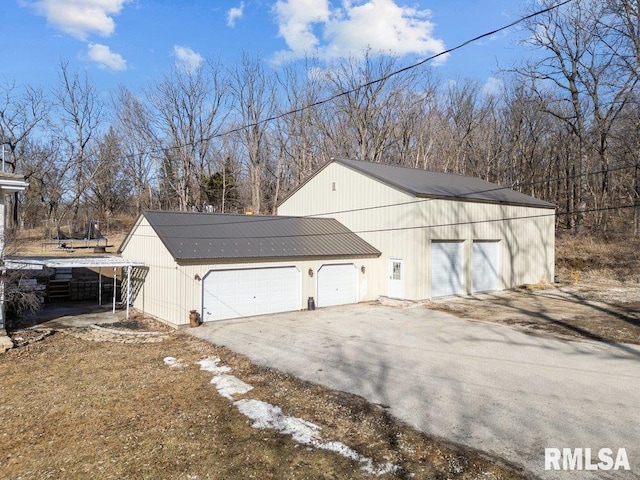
[{"x1": 1, "y1": 0, "x2": 638, "y2": 238}]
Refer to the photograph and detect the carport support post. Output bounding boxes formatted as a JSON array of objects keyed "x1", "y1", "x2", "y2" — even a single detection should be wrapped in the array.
[
  {"x1": 112, "y1": 267, "x2": 116, "y2": 313},
  {"x1": 98, "y1": 267, "x2": 102, "y2": 306},
  {"x1": 126, "y1": 265, "x2": 131, "y2": 319}
]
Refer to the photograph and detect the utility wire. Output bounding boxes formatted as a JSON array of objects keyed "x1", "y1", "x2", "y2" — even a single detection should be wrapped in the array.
[
  {"x1": 128, "y1": 0, "x2": 575, "y2": 157},
  {"x1": 138, "y1": 161, "x2": 634, "y2": 230},
  {"x1": 125, "y1": 201, "x2": 638, "y2": 242},
  {"x1": 210, "y1": 0, "x2": 575, "y2": 140}
]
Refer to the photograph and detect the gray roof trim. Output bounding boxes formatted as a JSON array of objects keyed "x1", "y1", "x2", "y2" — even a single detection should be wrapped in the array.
[
  {"x1": 137, "y1": 211, "x2": 381, "y2": 262},
  {"x1": 333, "y1": 158, "x2": 556, "y2": 209}
]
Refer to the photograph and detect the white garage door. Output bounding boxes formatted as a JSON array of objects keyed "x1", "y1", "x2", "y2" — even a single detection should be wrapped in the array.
[
  {"x1": 317, "y1": 264, "x2": 358, "y2": 307},
  {"x1": 472, "y1": 241, "x2": 499, "y2": 293},
  {"x1": 202, "y1": 267, "x2": 301, "y2": 321},
  {"x1": 431, "y1": 241, "x2": 464, "y2": 298}
]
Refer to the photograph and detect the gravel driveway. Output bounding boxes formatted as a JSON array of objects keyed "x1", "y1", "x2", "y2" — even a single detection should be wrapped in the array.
[{"x1": 188, "y1": 303, "x2": 640, "y2": 479}]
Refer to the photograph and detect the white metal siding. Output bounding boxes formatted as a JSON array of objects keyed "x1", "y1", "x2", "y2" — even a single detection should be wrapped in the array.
[
  {"x1": 472, "y1": 241, "x2": 499, "y2": 293},
  {"x1": 202, "y1": 267, "x2": 301, "y2": 321},
  {"x1": 431, "y1": 241, "x2": 464, "y2": 297},
  {"x1": 278, "y1": 162, "x2": 421, "y2": 300},
  {"x1": 120, "y1": 217, "x2": 184, "y2": 325},
  {"x1": 317, "y1": 264, "x2": 357, "y2": 307}
]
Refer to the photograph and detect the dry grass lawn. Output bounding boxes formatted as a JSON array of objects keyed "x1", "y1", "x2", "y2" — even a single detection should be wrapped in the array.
[
  {"x1": 4, "y1": 232, "x2": 638, "y2": 479},
  {"x1": 0, "y1": 326, "x2": 525, "y2": 480}
]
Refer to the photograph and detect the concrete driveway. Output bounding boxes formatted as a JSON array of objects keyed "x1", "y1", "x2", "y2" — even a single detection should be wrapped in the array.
[{"x1": 188, "y1": 303, "x2": 640, "y2": 479}]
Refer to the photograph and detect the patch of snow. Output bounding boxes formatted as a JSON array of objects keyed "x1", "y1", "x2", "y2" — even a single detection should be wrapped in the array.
[
  {"x1": 235, "y1": 399, "x2": 321, "y2": 444},
  {"x1": 198, "y1": 357, "x2": 232, "y2": 374},
  {"x1": 163, "y1": 356, "x2": 186, "y2": 368},
  {"x1": 234, "y1": 399, "x2": 399, "y2": 476},
  {"x1": 210, "y1": 374, "x2": 253, "y2": 399}
]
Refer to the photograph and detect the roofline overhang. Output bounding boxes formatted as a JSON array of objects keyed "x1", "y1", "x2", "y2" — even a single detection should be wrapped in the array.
[
  {"x1": 175, "y1": 252, "x2": 382, "y2": 265},
  {"x1": 279, "y1": 158, "x2": 559, "y2": 210},
  {"x1": 413, "y1": 193, "x2": 558, "y2": 209},
  {"x1": 0, "y1": 178, "x2": 29, "y2": 194}
]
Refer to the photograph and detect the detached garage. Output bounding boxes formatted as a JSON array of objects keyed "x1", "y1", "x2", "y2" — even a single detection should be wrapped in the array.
[
  {"x1": 119, "y1": 211, "x2": 380, "y2": 327},
  {"x1": 278, "y1": 158, "x2": 557, "y2": 301}
]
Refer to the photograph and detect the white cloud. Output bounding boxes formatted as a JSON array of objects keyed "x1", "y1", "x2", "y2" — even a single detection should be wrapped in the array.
[
  {"x1": 87, "y1": 43, "x2": 127, "y2": 71},
  {"x1": 227, "y1": 2, "x2": 245, "y2": 27},
  {"x1": 273, "y1": 0, "x2": 446, "y2": 61},
  {"x1": 482, "y1": 76, "x2": 504, "y2": 96},
  {"x1": 274, "y1": 0, "x2": 330, "y2": 54},
  {"x1": 173, "y1": 45, "x2": 204, "y2": 73},
  {"x1": 24, "y1": 0, "x2": 131, "y2": 40}
]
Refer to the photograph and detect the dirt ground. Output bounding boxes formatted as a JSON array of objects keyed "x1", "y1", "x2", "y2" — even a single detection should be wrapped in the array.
[
  {"x1": 0, "y1": 318, "x2": 526, "y2": 480},
  {"x1": 428, "y1": 277, "x2": 640, "y2": 345},
  {"x1": 428, "y1": 237, "x2": 640, "y2": 346}
]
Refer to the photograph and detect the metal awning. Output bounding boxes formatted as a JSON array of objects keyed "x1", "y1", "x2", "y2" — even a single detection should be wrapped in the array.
[
  {"x1": 3, "y1": 256, "x2": 145, "y2": 319},
  {"x1": 4, "y1": 256, "x2": 144, "y2": 270}
]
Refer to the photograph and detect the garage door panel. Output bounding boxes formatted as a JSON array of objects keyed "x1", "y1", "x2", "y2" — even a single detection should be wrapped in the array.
[
  {"x1": 431, "y1": 241, "x2": 464, "y2": 298},
  {"x1": 472, "y1": 241, "x2": 499, "y2": 293},
  {"x1": 317, "y1": 264, "x2": 357, "y2": 307},
  {"x1": 203, "y1": 267, "x2": 301, "y2": 321}
]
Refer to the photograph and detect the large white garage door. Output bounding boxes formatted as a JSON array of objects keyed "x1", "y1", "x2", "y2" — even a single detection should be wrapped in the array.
[
  {"x1": 317, "y1": 264, "x2": 357, "y2": 307},
  {"x1": 431, "y1": 241, "x2": 464, "y2": 298},
  {"x1": 472, "y1": 241, "x2": 500, "y2": 293},
  {"x1": 202, "y1": 267, "x2": 301, "y2": 321}
]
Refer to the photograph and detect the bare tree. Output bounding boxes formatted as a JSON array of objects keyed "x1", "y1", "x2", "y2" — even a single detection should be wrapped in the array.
[
  {"x1": 323, "y1": 52, "x2": 415, "y2": 164},
  {"x1": 0, "y1": 82, "x2": 48, "y2": 228},
  {"x1": 274, "y1": 57, "x2": 329, "y2": 202},
  {"x1": 112, "y1": 86, "x2": 160, "y2": 213},
  {"x1": 53, "y1": 62, "x2": 103, "y2": 230},
  {"x1": 87, "y1": 127, "x2": 132, "y2": 220},
  {"x1": 517, "y1": 0, "x2": 638, "y2": 233},
  {"x1": 229, "y1": 53, "x2": 278, "y2": 214},
  {"x1": 146, "y1": 61, "x2": 228, "y2": 211}
]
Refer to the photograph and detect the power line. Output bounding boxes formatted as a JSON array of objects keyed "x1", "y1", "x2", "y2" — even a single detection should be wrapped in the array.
[
  {"x1": 134, "y1": 161, "x2": 634, "y2": 230},
  {"x1": 124, "y1": 201, "x2": 638, "y2": 243},
  {"x1": 122, "y1": 0, "x2": 575, "y2": 158},
  {"x1": 209, "y1": 0, "x2": 575, "y2": 141}
]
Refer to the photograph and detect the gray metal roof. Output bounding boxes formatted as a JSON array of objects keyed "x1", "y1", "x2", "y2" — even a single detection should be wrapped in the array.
[
  {"x1": 334, "y1": 158, "x2": 556, "y2": 208},
  {"x1": 140, "y1": 211, "x2": 381, "y2": 261}
]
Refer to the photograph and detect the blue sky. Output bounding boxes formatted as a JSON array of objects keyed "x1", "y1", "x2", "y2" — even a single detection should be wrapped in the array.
[{"x1": 1, "y1": 1, "x2": 532, "y2": 97}]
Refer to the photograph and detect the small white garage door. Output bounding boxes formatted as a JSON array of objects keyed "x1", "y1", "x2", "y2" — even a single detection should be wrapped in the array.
[
  {"x1": 202, "y1": 267, "x2": 301, "y2": 321},
  {"x1": 317, "y1": 264, "x2": 358, "y2": 307},
  {"x1": 431, "y1": 241, "x2": 464, "y2": 297},
  {"x1": 472, "y1": 241, "x2": 500, "y2": 293}
]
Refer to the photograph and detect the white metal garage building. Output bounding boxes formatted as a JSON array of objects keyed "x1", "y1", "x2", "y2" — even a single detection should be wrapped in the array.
[
  {"x1": 119, "y1": 211, "x2": 380, "y2": 327},
  {"x1": 278, "y1": 158, "x2": 557, "y2": 301}
]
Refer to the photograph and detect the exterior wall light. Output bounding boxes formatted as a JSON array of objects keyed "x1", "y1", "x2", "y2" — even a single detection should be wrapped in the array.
[
  {"x1": 361, "y1": 265, "x2": 366, "y2": 274},
  {"x1": 308, "y1": 268, "x2": 314, "y2": 277},
  {"x1": 194, "y1": 273, "x2": 201, "y2": 281}
]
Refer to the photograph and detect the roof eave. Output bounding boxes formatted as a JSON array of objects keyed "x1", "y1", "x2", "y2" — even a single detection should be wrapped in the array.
[
  {"x1": 175, "y1": 252, "x2": 382, "y2": 265},
  {"x1": 414, "y1": 193, "x2": 557, "y2": 209}
]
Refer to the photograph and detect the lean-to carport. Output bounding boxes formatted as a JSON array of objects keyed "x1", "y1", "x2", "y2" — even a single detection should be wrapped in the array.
[{"x1": 5, "y1": 256, "x2": 145, "y2": 319}]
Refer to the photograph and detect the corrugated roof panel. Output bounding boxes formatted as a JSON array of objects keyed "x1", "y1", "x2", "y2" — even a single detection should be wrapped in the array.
[
  {"x1": 334, "y1": 158, "x2": 556, "y2": 209},
  {"x1": 142, "y1": 211, "x2": 380, "y2": 261}
]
